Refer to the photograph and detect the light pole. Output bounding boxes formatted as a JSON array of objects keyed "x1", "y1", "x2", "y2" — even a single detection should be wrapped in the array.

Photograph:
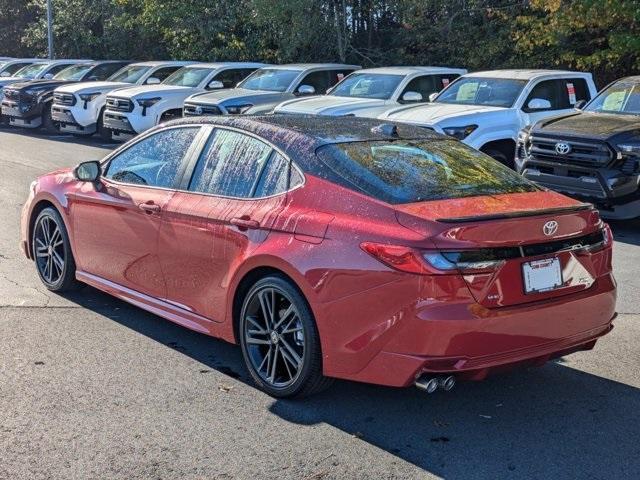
[{"x1": 47, "y1": 0, "x2": 53, "y2": 59}]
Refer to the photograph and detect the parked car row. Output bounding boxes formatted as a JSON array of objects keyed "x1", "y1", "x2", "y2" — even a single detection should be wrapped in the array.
[{"x1": 2, "y1": 57, "x2": 639, "y2": 219}]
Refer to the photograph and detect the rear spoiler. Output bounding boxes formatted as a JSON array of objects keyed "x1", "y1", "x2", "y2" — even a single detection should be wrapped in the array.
[{"x1": 436, "y1": 203, "x2": 594, "y2": 223}]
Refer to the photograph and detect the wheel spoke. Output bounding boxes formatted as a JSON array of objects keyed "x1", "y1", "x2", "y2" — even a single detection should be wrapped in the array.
[
  {"x1": 269, "y1": 345, "x2": 279, "y2": 383},
  {"x1": 50, "y1": 227, "x2": 61, "y2": 247},
  {"x1": 279, "y1": 343, "x2": 302, "y2": 371},
  {"x1": 45, "y1": 256, "x2": 53, "y2": 282},
  {"x1": 257, "y1": 290, "x2": 274, "y2": 328},
  {"x1": 279, "y1": 347, "x2": 296, "y2": 380},
  {"x1": 257, "y1": 346, "x2": 271, "y2": 373},
  {"x1": 273, "y1": 304, "x2": 295, "y2": 330},
  {"x1": 246, "y1": 337, "x2": 270, "y2": 345},
  {"x1": 246, "y1": 316, "x2": 267, "y2": 335},
  {"x1": 35, "y1": 238, "x2": 47, "y2": 251},
  {"x1": 40, "y1": 220, "x2": 50, "y2": 245},
  {"x1": 279, "y1": 337, "x2": 302, "y2": 368},
  {"x1": 52, "y1": 251, "x2": 64, "y2": 277},
  {"x1": 281, "y1": 326, "x2": 303, "y2": 335},
  {"x1": 36, "y1": 251, "x2": 49, "y2": 258}
]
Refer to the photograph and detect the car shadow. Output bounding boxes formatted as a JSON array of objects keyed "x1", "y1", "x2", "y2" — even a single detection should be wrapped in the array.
[
  {"x1": 59, "y1": 285, "x2": 640, "y2": 479},
  {"x1": 0, "y1": 126, "x2": 119, "y2": 148},
  {"x1": 609, "y1": 218, "x2": 640, "y2": 246}
]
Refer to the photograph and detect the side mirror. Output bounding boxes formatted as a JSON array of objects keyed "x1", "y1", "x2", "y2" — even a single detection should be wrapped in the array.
[
  {"x1": 574, "y1": 99, "x2": 586, "y2": 110},
  {"x1": 401, "y1": 91, "x2": 423, "y2": 103},
  {"x1": 207, "y1": 80, "x2": 224, "y2": 90},
  {"x1": 527, "y1": 98, "x2": 552, "y2": 110},
  {"x1": 428, "y1": 92, "x2": 438, "y2": 102},
  {"x1": 145, "y1": 77, "x2": 160, "y2": 85},
  {"x1": 88, "y1": 75, "x2": 99, "y2": 81},
  {"x1": 0, "y1": 71, "x2": 10, "y2": 77},
  {"x1": 43, "y1": 73, "x2": 54, "y2": 80},
  {"x1": 297, "y1": 84, "x2": 315, "y2": 95},
  {"x1": 74, "y1": 160, "x2": 101, "y2": 182}
]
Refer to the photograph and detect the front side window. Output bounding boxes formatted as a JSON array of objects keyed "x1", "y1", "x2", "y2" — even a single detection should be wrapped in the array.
[
  {"x1": 330, "y1": 73, "x2": 404, "y2": 99},
  {"x1": 584, "y1": 80, "x2": 640, "y2": 115},
  {"x1": 436, "y1": 77, "x2": 527, "y2": 108},
  {"x1": 54, "y1": 64, "x2": 93, "y2": 81},
  {"x1": 316, "y1": 140, "x2": 538, "y2": 204},
  {"x1": 297, "y1": 70, "x2": 330, "y2": 94},
  {"x1": 238, "y1": 69, "x2": 301, "y2": 92},
  {"x1": 13, "y1": 63, "x2": 48, "y2": 79},
  {"x1": 1, "y1": 62, "x2": 32, "y2": 76},
  {"x1": 108, "y1": 65, "x2": 151, "y2": 84},
  {"x1": 163, "y1": 67, "x2": 215, "y2": 87},
  {"x1": 105, "y1": 127, "x2": 200, "y2": 188},
  {"x1": 149, "y1": 66, "x2": 182, "y2": 82},
  {"x1": 212, "y1": 68, "x2": 258, "y2": 89},
  {"x1": 189, "y1": 129, "x2": 276, "y2": 198},
  {"x1": 88, "y1": 63, "x2": 127, "y2": 81}
]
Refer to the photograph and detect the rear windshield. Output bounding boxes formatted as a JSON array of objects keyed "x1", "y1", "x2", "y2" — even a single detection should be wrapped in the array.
[{"x1": 316, "y1": 140, "x2": 538, "y2": 204}]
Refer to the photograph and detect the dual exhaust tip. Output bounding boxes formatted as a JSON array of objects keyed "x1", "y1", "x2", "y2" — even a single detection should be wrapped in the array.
[{"x1": 415, "y1": 375, "x2": 456, "y2": 393}]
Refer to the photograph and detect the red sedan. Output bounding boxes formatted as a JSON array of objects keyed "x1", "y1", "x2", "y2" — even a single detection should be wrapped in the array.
[{"x1": 20, "y1": 116, "x2": 616, "y2": 397}]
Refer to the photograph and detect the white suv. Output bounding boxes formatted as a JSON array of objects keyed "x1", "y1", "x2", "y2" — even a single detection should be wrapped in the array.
[
  {"x1": 379, "y1": 70, "x2": 598, "y2": 166},
  {"x1": 103, "y1": 62, "x2": 263, "y2": 139},
  {"x1": 51, "y1": 61, "x2": 193, "y2": 139},
  {"x1": 273, "y1": 66, "x2": 466, "y2": 117}
]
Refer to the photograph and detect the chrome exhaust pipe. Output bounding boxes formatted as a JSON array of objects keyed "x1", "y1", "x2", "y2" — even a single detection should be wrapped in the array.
[
  {"x1": 415, "y1": 376, "x2": 440, "y2": 394},
  {"x1": 415, "y1": 375, "x2": 456, "y2": 393}
]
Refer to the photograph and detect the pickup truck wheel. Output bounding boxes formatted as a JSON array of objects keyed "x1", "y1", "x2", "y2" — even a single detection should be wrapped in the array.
[
  {"x1": 97, "y1": 109, "x2": 113, "y2": 141},
  {"x1": 483, "y1": 148, "x2": 513, "y2": 169},
  {"x1": 42, "y1": 103, "x2": 59, "y2": 134}
]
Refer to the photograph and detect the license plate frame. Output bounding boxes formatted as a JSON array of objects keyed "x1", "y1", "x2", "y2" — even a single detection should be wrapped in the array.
[{"x1": 522, "y1": 257, "x2": 563, "y2": 294}]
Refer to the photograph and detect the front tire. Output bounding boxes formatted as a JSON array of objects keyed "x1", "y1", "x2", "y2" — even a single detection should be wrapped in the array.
[
  {"x1": 239, "y1": 275, "x2": 333, "y2": 398},
  {"x1": 42, "y1": 103, "x2": 59, "y2": 134},
  {"x1": 32, "y1": 207, "x2": 81, "y2": 291},
  {"x1": 97, "y1": 107, "x2": 113, "y2": 141}
]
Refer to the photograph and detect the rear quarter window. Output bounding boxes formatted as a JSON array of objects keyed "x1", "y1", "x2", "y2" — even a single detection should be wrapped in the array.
[{"x1": 316, "y1": 140, "x2": 538, "y2": 204}]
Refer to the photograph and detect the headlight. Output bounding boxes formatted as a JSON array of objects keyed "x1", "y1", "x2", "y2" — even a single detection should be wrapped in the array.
[
  {"x1": 137, "y1": 97, "x2": 161, "y2": 116},
  {"x1": 226, "y1": 104, "x2": 252, "y2": 115},
  {"x1": 25, "y1": 87, "x2": 46, "y2": 100},
  {"x1": 617, "y1": 144, "x2": 640, "y2": 156},
  {"x1": 442, "y1": 124, "x2": 478, "y2": 140},
  {"x1": 79, "y1": 92, "x2": 101, "y2": 109}
]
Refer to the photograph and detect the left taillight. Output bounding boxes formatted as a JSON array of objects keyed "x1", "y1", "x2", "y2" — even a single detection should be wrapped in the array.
[{"x1": 360, "y1": 242, "x2": 504, "y2": 275}]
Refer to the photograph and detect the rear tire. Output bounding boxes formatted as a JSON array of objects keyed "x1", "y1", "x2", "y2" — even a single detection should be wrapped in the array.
[
  {"x1": 32, "y1": 207, "x2": 81, "y2": 292},
  {"x1": 239, "y1": 275, "x2": 333, "y2": 398}
]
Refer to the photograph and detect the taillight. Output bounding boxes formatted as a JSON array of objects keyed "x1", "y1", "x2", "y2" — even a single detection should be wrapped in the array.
[{"x1": 360, "y1": 242, "x2": 504, "y2": 275}]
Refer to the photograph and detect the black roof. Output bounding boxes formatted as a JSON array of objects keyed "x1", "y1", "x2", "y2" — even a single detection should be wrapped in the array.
[{"x1": 166, "y1": 114, "x2": 441, "y2": 159}]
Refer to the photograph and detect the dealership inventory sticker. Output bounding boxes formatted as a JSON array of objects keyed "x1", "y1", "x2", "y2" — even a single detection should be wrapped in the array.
[{"x1": 567, "y1": 82, "x2": 576, "y2": 105}]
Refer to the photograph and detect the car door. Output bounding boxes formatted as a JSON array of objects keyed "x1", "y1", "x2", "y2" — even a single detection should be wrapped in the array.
[
  {"x1": 157, "y1": 127, "x2": 295, "y2": 321},
  {"x1": 69, "y1": 126, "x2": 202, "y2": 298},
  {"x1": 522, "y1": 78, "x2": 592, "y2": 125}
]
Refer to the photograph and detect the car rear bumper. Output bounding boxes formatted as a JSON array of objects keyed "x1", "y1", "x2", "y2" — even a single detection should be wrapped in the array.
[{"x1": 318, "y1": 272, "x2": 617, "y2": 387}]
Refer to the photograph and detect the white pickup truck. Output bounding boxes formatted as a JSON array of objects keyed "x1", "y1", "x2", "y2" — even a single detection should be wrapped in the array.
[
  {"x1": 273, "y1": 66, "x2": 466, "y2": 117},
  {"x1": 103, "y1": 62, "x2": 263, "y2": 140},
  {"x1": 379, "y1": 70, "x2": 598, "y2": 167},
  {"x1": 51, "y1": 61, "x2": 193, "y2": 139}
]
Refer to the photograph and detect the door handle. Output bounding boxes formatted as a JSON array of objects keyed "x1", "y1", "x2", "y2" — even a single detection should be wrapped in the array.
[
  {"x1": 230, "y1": 217, "x2": 260, "y2": 230},
  {"x1": 139, "y1": 202, "x2": 161, "y2": 214}
]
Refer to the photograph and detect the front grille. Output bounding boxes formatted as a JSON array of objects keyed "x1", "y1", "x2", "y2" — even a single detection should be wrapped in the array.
[
  {"x1": 183, "y1": 103, "x2": 221, "y2": 116},
  {"x1": 529, "y1": 135, "x2": 612, "y2": 167},
  {"x1": 53, "y1": 92, "x2": 76, "y2": 106},
  {"x1": 106, "y1": 96, "x2": 133, "y2": 112},
  {"x1": 3, "y1": 89, "x2": 28, "y2": 103}
]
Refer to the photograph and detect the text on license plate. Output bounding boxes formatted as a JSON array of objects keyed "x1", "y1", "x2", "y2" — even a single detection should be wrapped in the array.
[{"x1": 522, "y1": 257, "x2": 563, "y2": 294}]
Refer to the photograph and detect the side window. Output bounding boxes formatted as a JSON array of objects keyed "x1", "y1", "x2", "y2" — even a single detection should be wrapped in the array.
[
  {"x1": 435, "y1": 74, "x2": 459, "y2": 90},
  {"x1": 523, "y1": 80, "x2": 562, "y2": 112},
  {"x1": 105, "y1": 127, "x2": 200, "y2": 188},
  {"x1": 329, "y1": 69, "x2": 355, "y2": 87},
  {"x1": 210, "y1": 68, "x2": 256, "y2": 89},
  {"x1": 400, "y1": 75, "x2": 438, "y2": 103},
  {"x1": 4, "y1": 62, "x2": 30, "y2": 75},
  {"x1": 87, "y1": 63, "x2": 123, "y2": 81},
  {"x1": 298, "y1": 70, "x2": 330, "y2": 94},
  {"x1": 148, "y1": 66, "x2": 181, "y2": 83},
  {"x1": 253, "y1": 152, "x2": 290, "y2": 197},
  {"x1": 189, "y1": 129, "x2": 273, "y2": 198},
  {"x1": 47, "y1": 64, "x2": 71, "y2": 76},
  {"x1": 558, "y1": 78, "x2": 591, "y2": 108}
]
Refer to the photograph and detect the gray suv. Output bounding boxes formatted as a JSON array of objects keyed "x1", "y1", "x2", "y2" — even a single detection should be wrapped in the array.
[{"x1": 182, "y1": 63, "x2": 360, "y2": 116}]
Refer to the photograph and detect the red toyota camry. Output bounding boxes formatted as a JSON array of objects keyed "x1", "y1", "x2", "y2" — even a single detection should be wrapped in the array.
[{"x1": 20, "y1": 115, "x2": 616, "y2": 398}]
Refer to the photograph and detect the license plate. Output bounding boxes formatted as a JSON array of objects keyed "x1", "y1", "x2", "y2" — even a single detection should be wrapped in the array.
[{"x1": 522, "y1": 257, "x2": 563, "y2": 294}]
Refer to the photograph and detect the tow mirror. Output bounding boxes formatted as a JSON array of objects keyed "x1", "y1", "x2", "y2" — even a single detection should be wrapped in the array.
[
  {"x1": 145, "y1": 77, "x2": 160, "y2": 85},
  {"x1": 74, "y1": 160, "x2": 101, "y2": 182},
  {"x1": 401, "y1": 91, "x2": 423, "y2": 103},
  {"x1": 428, "y1": 92, "x2": 438, "y2": 102},
  {"x1": 208, "y1": 80, "x2": 224, "y2": 90},
  {"x1": 297, "y1": 84, "x2": 315, "y2": 95},
  {"x1": 43, "y1": 73, "x2": 54, "y2": 80},
  {"x1": 574, "y1": 99, "x2": 586, "y2": 110},
  {"x1": 527, "y1": 98, "x2": 552, "y2": 110}
]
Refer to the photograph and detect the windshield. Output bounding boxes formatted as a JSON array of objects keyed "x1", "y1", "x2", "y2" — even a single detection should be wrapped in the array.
[
  {"x1": 435, "y1": 77, "x2": 527, "y2": 108},
  {"x1": 54, "y1": 64, "x2": 92, "y2": 81},
  {"x1": 107, "y1": 65, "x2": 151, "y2": 84},
  {"x1": 238, "y1": 68, "x2": 300, "y2": 92},
  {"x1": 330, "y1": 73, "x2": 404, "y2": 99},
  {"x1": 317, "y1": 140, "x2": 538, "y2": 204},
  {"x1": 13, "y1": 63, "x2": 48, "y2": 79},
  {"x1": 584, "y1": 81, "x2": 640, "y2": 115},
  {"x1": 163, "y1": 67, "x2": 214, "y2": 87}
]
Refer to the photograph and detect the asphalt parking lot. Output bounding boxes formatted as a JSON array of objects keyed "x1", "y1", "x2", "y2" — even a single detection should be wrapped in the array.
[{"x1": 1, "y1": 128, "x2": 639, "y2": 480}]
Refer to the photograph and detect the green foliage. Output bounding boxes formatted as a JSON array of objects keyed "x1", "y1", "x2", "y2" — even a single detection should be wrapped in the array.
[{"x1": 0, "y1": 0, "x2": 637, "y2": 85}]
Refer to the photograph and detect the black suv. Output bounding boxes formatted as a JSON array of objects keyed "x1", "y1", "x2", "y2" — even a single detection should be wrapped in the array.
[
  {"x1": 516, "y1": 76, "x2": 640, "y2": 220},
  {"x1": 1, "y1": 60, "x2": 129, "y2": 133}
]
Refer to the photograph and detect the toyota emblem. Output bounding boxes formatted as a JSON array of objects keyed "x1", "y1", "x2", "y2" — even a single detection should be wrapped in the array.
[
  {"x1": 195, "y1": 105, "x2": 203, "y2": 115},
  {"x1": 555, "y1": 142, "x2": 571, "y2": 155},
  {"x1": 543, "y1": 220, "x2": 559, "y2": 236}
]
